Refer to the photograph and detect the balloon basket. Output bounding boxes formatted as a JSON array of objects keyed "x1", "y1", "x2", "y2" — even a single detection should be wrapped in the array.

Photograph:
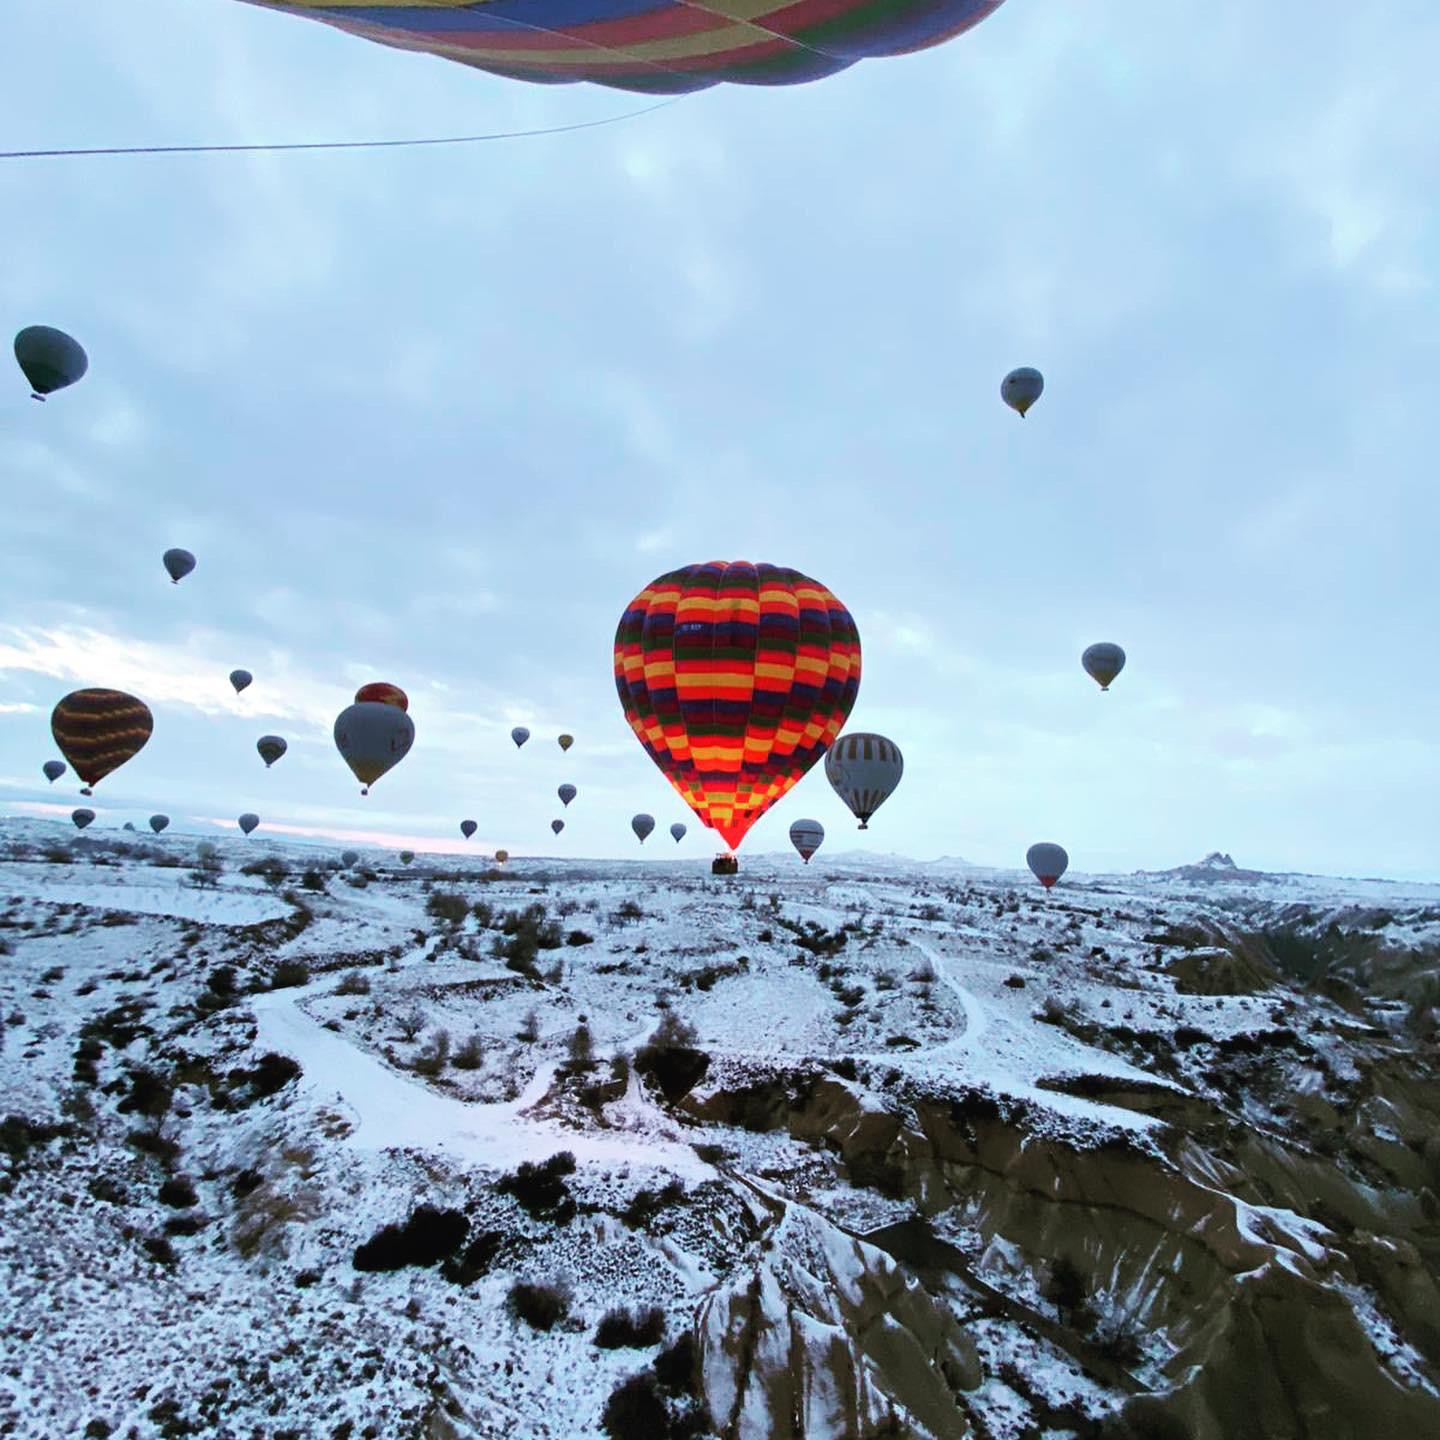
[{"x1": 711, "y1": 854, "x2": 739, "y2": 877}]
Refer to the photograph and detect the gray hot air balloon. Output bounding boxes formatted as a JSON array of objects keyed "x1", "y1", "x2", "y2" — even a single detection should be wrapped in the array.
[
  {"x1": 341, "y1": 849, "x2": 360, "y2": 867},
  {"x1": 558, "y1": 784, "x2": 577, "y2": 807},
  {"x1": 399, "y1": 850, "x2": 415, "y2": 865},
  {"x1": 460, "y1": 819, "x2": 478, "y2": 839},
  {"x1": 551, "y1": 819, "x2": 565, "y2": 836},
  {"x1": 789, "y1": 818, "x2": 825, "y2": 864},
  {"x1": 229, "y1": 669, "x2": 253, "y2": 694},
  {"x1": 238, "y1": 813, "x2": 260, "y2": 836},
  {"x1": 558, "y1": 733, "x2": 574, "y2": 752},
  {"x1": 42, "y1": 760, "x2": 65, "y2": 784},
  {"x1": 334, "y1": 702, "x2": 415, "y2": 795},
  {"x1": 511, "y1": 726, "x2": 531, "y2": 749},
  {"x1": 71, "y1": 808, "x2": 95, "y2": 830},
  {"x1": 257, "y1": 735, "x2": 288, "y2": 768},
  {"x1": 149, "y1": 814, "x2": 170, "y2": 834},
  {"x1": 14, "y1": 325, "x2": 88, "y2": 400},
  {"x1": 1082, "y1": 642, "x2": 1126, "y2": 692},
  {"x1": 632, "y1": 813, "x2": 655, "y2": 844},
  {"x1": 670, "y1": 822, "x2": 687, "y2": 843},
  {"x1": 122, "y1": 822, "x2": 136, "y2": 832},
  {"x1": 162, "y1": 548, "x2": 196, "y2": 584},
  {"x1": 825, "y1": 733, "x2": 903, "y2": 829},
  {"x1": 1026, "y1": 842, "x2": 1069, "y2": 889},
  {"x1": 1001, "y1": 366, "x2": 1044, "y2": 418}
]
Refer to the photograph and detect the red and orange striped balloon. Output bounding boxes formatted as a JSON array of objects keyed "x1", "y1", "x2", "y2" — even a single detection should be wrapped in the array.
[
  {"x1": 614, "y1": 561, "x2": 860, "y2": 852},
  {"x1": 50, "y1": 689, "x2": 154, "y2": 792}
]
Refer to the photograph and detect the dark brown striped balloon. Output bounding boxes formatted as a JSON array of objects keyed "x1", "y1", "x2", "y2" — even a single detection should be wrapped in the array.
[{"x1": 50, "y1": 689, "x2": 153, "y2": 790}]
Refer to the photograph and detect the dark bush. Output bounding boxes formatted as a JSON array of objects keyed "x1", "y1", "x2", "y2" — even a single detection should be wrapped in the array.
[
  {"x1": 1042, "y1": 1254, "x2": 1088, "y2": 1320},
  {"x1": 142, "y1": 1235, "x2": 177, "y2": 1266},
  {"x1": 300, "y1": 868, "x2": 327, "y2": 893},
  {"x1": 622, "y1": 1181, "x2": 685, "y2": 1230},
  {"x1": 653, "y1": 1334, "x2": 698, "y2": 1396},
  {"x1": 595, "y1": 1305, "x2": 666, "y2": 1349},
  {"x1": 127, "y1": 1129, "x2": 181, "y2": 1164},
  {"x1": 612, "y1": 899, "x2": 645, "y2": 925},
  {"x1": 117, "y1": 1068, "x2": 172, "y2": 1120},
  {"x1": 206, "y1": 966, "x2": 238, "y2": 997},
  {"x1": 230, "y1": 1168, "x2": 263, "y2": 1198},
  {"x1": 163, "y1": 1214, "x2": 205, "y2": 1237},
  {"x1": 353, "y1": 1205, "x2": 469, "y2": 1271},
  {"x1": 1004, "y1": 974, "x2": 1026, "y2": 989},
  {"x1": 249, "y1": 1052, "x2": 301, "y2": 1097},
  {"x1": 441, "y1": 1229, "x2": 507, "y2": 1286},
  {"x1": 335, "y1": 971, "x2": 371, "y2": 996},
  {"x1": 270, "y1": 960, "x2": 310, "y2": 990},
  {"x1": 566, "y1": 929, "x2": 595, "y2": 947},
  {"x1": 497, "y1": 1151, "x2": 577, "y2": 1222},
  {"x1": 426, "y1": 891, "x2": 470, "y2": 924},
  {"x1": 241, "y1": 857, "x2": 288, "y2": 888},
  {"x1": 453, "y1": 1032, "x2": 485, "y2": 1070},
  {"x1": 413, "y1": 1030, "x2": 450, "y2": 1076},
  {"x1": 158, "y1": 1177, "x2": 198, "y2": 1208},
  {"x1": 635, "y1": 1046, "x2": 709, "y2": 1103},
  {"x1": 508, "y1": 1279, "x2": 570, "y2": 1331},
  {"x1": 602, "y1": 1373, "x2": 668, "y2": 1440}
]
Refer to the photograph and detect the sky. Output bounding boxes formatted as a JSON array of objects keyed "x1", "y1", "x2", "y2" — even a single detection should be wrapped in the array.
[{"x1": 1, "y1": 0, "x2": 1437, "y2": 878}]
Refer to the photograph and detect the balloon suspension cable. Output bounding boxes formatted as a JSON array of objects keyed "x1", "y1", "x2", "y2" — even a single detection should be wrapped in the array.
[{"x1": 0, "y1": 101, "x2": 679, "y2": 162}]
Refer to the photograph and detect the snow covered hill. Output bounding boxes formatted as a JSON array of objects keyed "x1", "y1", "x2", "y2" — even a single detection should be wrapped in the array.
[{"x1": 2, "y1": 819, "x2": 1438, "y2": 1439}]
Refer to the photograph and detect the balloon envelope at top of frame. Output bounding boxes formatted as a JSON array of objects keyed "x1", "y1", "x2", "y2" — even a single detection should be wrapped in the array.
[{"x1": 14, "y1": 325, "x2": 87, "y2": 400}]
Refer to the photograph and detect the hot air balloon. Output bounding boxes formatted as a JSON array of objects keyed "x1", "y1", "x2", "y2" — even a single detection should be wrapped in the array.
[
  {"x1": 237, "y1": 0, "x2": 1011, "y2": 94},
  {"x1": 229, "y1": 669, "x2": 253, "y2": 694},
  {"x1": 162, "y1": 548, "x2": 196, "y2": 584},
  {"x1": 558, "y1": 784, "x2": 577, "y2": 807},
  {"x1": 71, "y1": 808, "x2": 95, "y2": 830},
  {"x1": 196, "y1": 842, "x2": 217, "y2": 860},
  {"x1": 825, "y1": 733, "x2": 902, "y2": 829},
  {"x1": 461, "y1": 819, "x2": 478, "y2": 839},
  {"x1": 1082, "y1": 643, "x2": 1126, "y2": 692},
  {"x1": 149, "y1": 815, "x2": 170, "y2": 834},
  {"x1": 51, "y1": 689, "x2": 153, "y2": 795},
  {"x1": 399, "y1": 850, "x2": 415, "y2": 865},
  {"x1": 1026, "y1": 842, "x2": 1069, "y2": 889},
  {"x1": 1001, "y1": 367, "x2": 1044, "y2": 418},
  {"x1": 341, "y1": 849, "x2": 359, "y2": 867},
  {"x1": 238, "y1": 813, "x2": 260, "y2": 836},
  {"x1": 670, "y1": 823, "x2": 686, "y2": 843},
  {"x1": 615, "y1": 562, "x2": 860, "y2": 853},
  {"x1": 511, "y1": 727, "x2": 531, "y2": 749},
  {"x1": 256, "y1": 735, "x2": 288, "y2": 768},
  {"x1": 42, "y1": 760, "x2": 65, "y2": 784},
  {"x1": 14, "y1": 325, "x2": 87, "y2": 400},
  {"x1": 551, "y1": 819, "x2": 565, "y2": 836},
  {"x1": 558, "y1": 734, "x2": 574, "y2": 752},
  {"x1": 632, "y1": 813, "x2": 655, "y2": 844},
  {"x1": 334, "y1": 702, "x2": 415, "y2": 795},
  {"x1": 494, "y1": 848, "x2": 510, "y2": 865},
  {"x1": 122, "y1": 822, "x2": 137, "y2": 832},
  {"x1": 355, "y1": 682, "x2": 408, "y2": 712},
  {"x1": 789, "y1": 819, "x2": 825, "y2": 864}
]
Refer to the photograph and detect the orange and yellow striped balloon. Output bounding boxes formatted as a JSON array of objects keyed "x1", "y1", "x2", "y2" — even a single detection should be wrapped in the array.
[
  {"x1": 50, "y1": 689, "x2": 154, "y2": 791},
  {"x1": 614, "y1": 561, "x2": 860, "y2": 851}
]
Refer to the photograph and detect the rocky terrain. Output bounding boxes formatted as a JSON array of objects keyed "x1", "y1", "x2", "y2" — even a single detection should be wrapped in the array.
[{"x1": 2, "y1": 818, "x2": 1437, "y2": 1440}]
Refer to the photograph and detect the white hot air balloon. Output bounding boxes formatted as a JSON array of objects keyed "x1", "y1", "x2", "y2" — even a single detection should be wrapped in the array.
[
  {"x1": 825, "y1": 733, "x2": 903, "y2": 829},
  {"x1": 788, "y1": 818, "x2": 825, "y2": 864}
]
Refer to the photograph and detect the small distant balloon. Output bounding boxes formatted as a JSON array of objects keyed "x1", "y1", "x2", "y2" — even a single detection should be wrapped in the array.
[
  {"x1": 122, "y1": 822, "x2": 136, "y2": 832},
  {"x1": 632, "y1": 813, "x2": 655, "y2": 844},
  {"x1": 14, "y1": 325, "x2": 88, "y2": 401},
  {"x1": 557, "y1": 734, "x2": 574, "y2": 752},
  {"x1": 558, "y1": 784, "x2": 577, "y2": 807},
  {"x1": 399, "y1": 850, "x2": 415, "y2": 865},
  {"x1": 1026, "y1": 842, "x2": 1069, "y2": 889},
  {"x1": 238, "y1": 813, "x2": 260, "y2": 836},
  {"x1": 42, "y1": 760, "x2": 65, "y2": 784},
  {"x1": 51, "y1": 689, "x2": 153, "y2": 794},
  {"x1": 334, "y1": 702, "x2": 415, "y2": 795},
  {"x1": 551, "y1": 819, "x2": 564, "y2": 836},
  {"x1": 341, "y1": 849, "x2": 360, "y2": 867},
  {"x1": 354, "y1": 682, "x2": 408, "y2": 712},
  {"x1": 670, "y1": 822, "x2": 686, "y2": 843},
  {"x1": 71, "y1": 808, "x2": 95, "y2": 830},
  {"x1": 149, "y1": 815, "x2": 170, "y2": 834},
  {"x1": 1081, "y1": 643, "x2": 1126, "y2": 692},
  {"x1": 229, "y1": 669, "x2": 253, "y2": 694},
  {"x1": 257, "y1": 735, "x2": 288, "y2": 768},
  {"x1": 460, "y1": 819, "x2": 478, "y2": 839},
  {"x1": 511, "y1": 727, "x2": 531, "y2": 749},
  {"x1": 789, "y1": 818, "x2": 825, "y2": 864},
  {"x1": 162, "y1": 548, "x2": 196, "y2": 584},
  {"x1": 494, "y1": 848, "x2": 510, "y2": 865},
  {"x1": 825, "y1": 733, "x2": 903, "y2": 829},
  {"x1": 1001, "y1": 366, "x2": 1044, "y2": 418}
]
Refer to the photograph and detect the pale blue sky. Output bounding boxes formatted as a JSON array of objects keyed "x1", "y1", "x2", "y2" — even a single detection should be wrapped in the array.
[{"x1": 2, "y1": 0, "x2": 1437, "y2": 877}]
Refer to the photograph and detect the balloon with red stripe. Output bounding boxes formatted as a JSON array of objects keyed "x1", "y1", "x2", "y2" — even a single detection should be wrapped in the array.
[{"x1": 614, "y1": 561, "x2": 860, "y2": 854}]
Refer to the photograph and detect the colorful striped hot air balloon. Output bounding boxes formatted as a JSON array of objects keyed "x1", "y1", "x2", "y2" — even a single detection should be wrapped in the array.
[
  {"x1": 615, "y1": 561, "x2": 860, "y2": 853},
  {"x1": 50, "y1": 689, "x2": 154, "y2": 796},
  {"x1": 236, "y1": 0, "x2": 1010, "y2": 95}
]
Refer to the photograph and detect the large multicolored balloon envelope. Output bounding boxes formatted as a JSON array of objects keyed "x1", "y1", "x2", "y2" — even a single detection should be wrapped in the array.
[
  {"x1": 149, "y1": 815, "x2": 170, "y2": 834},
  {"x1": 461, "y1": 819, "x2": 478, "y2": 839},
  {"x1": 1026, "y1": 842, "x2": 1069, "y2": 889},
  {"x1": 1082, "y1": 643, "x2": 1126, "y2": 692},
  {"x1": 42, "y1": 760, "x2": 65, "y2": 784},
  {"x1": 334, "y1": 701, "x2": 415, "y2": 795},
  {"x1": 235, "y1": 0, "x2": 1010, "y2": 95},
  {"x1": 14, "y1": 325, "x2": 88, "y2": 400},
  {"x1": 789, "y1": 818, "x2": 825, "y2": 864},
  {"x1": 162, "y1": 548, "x2": 196, "y2": 584},
  {"x1": 825, "y1": 732, "x2": 903, "y2": 829},
  {"x1": 615, "y1": 561, "x2": 860, "y2": 852},
  {"x1": 72, "y1": 808, "x2": 95, "y2": 830},
  {"x1": 355, "y1": 682, "x2": 408, "y2": 712},
  {"x1": 51, "y1": 689, "x2": 154, "y2": 796}
]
